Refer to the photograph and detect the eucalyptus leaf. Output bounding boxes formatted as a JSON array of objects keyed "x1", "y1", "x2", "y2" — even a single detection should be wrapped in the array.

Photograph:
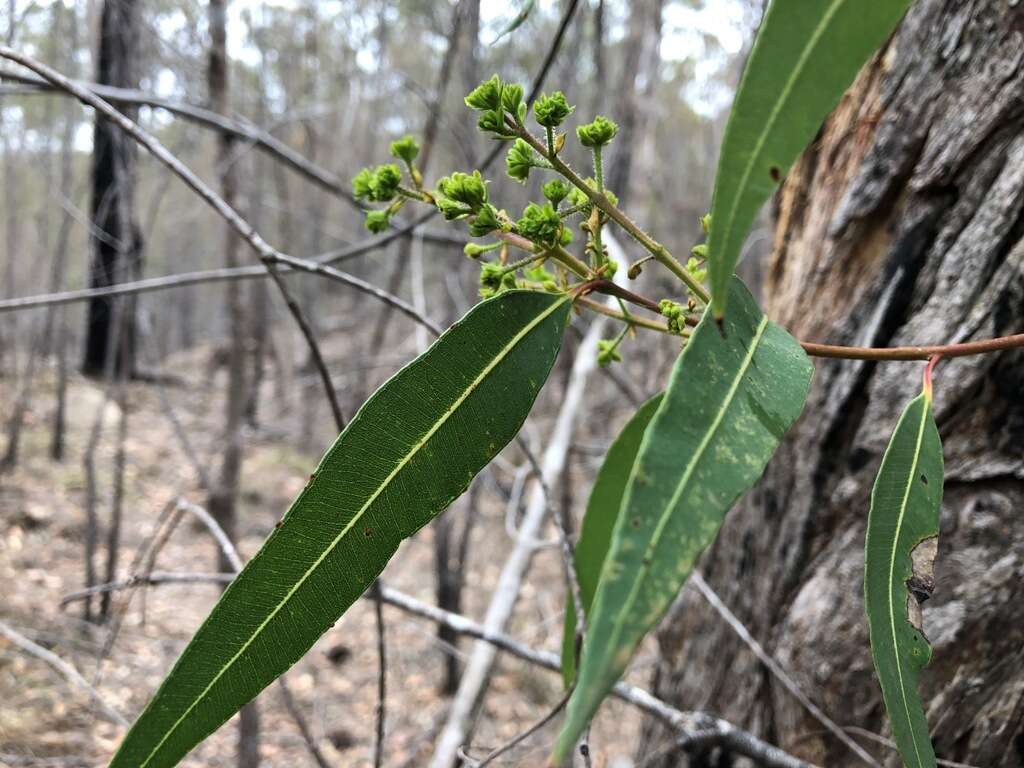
[
  {"x1": 865, "y1": 389, "x2": 942, "y2": 768},
  {"x1": 110, "y1": 290, "x2": 572, "y2": 768},
  {"x1": 561, "y1": 394, "x2": 663, "y2": 687},
  {"x1": 706, "y1": 0, "x2": 910, "y2": 319},
  {"x1": 553, "y1": 278, "x2": 813, "y2": 761}
]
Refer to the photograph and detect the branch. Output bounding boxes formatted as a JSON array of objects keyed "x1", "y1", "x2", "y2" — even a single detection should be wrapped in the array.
[
  {"x1": 57, "y1": 572, "x2": 814, "y2": 768},
  {"x1": 0, "y1": 619, "x2": 128, "y2": 727},
  {"x1": 690, "y1": 573, "x2": 880, "y2": 767},
  {"x1": 0, "y1": 66, "x2": 361, "y2": 209}
]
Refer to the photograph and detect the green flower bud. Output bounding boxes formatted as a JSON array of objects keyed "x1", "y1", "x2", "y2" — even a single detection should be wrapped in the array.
[
  {"x1": 465, "y1": 74, "x2": 502, "y2": 111},
  {"x1": 691, "y1": 244, "x2": 708, "y2": 260},
  {"x1": 533, "y1": 91, "x2": 574, "y2": 128},
  {"x1": 436, "y1": 196, "x2": 472, "y2": 221},
  {"x1": 516, "y1": 202, "x2": 562, "y2": 246},
  {"x1": 659, "y1": 299, "x2": 688, "y2": 334},
  {"x1": 501, "y1": 83, "x2": 524, "y2": 119},
  {"x1": 352, "y1": 168, "x2": 375, "y2": 201},
  {"x1": 596, "y1": 339, "x2": 622, "y2": 367},
  {"x1": 464, "y1": 242, "x2": 498, "y2": 259},
  {"x1": 542, "y1": 179, "x2": 571, "y2": 206},
  {"x1": 389, "y1": 135, "x2": 420, "y2": 164},
  {"x1": 700, "y1": 213, "x2": 712, "y2": 235},
  {"x1": 479, "y1": 261, "x2": 517, "y2": 298},
  {"x1": 523, "y1": 264, "x2": 556, "y2": 285},
  {"x1": 559, "y1": 227, "x2": 574, "y2": 246},
  {"x1": 685, "y1": 256, "x2": 707, "y2": 284},
  {"x1": 604, "y1": 258, "x2": 619, "y2": 277},
  {"x1": 477, "y1": 109, "x2": 507, "y2": 135},
  {"x1": 370, "y1": 163, "x2": 402, "y2": 202},
  {"x1": 506, "y1": 139, "x2": 537, "y2": 183},
  {"x1": 567, "y1": 186, "x2": 591, "y2": 210},
  {"x1": 576, "y1": 115, "x2": 618, "y2": 147},
  {"x1": 364, "y1": 209, "x2": 390, "y2": 234},
  {"x1": 469, "y1": 203, "x2": 501, "y2": 237},
  {"x1": 438, "y1": 171, "x2": 488, "y2": 211}
]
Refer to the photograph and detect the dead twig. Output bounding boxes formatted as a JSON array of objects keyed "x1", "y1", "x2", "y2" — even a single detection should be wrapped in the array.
[{"x1": 0, "y1": 620, "x2": 128, "y2": 727}]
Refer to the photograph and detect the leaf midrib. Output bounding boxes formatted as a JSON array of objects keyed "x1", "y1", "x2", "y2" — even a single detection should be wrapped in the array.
[
  {"x1": 716, "y1": 0, "x2": 846, "y2": 288},
  {"x1": 885, "y1": 396, "x2": 929, "y2": 768},
  {"x1": 137, "y1": 293, "x2": 571, "y2": 768},
  {"x1": 600, "y1": 314, "x2": 770, "y2": 672}
]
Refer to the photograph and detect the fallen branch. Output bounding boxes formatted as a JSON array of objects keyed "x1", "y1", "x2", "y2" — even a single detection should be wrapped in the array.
[
  {"x1": 57, "y1": 571, "x2": 815, "y2": 768},
  {"x1": 0, "y1": 619, "x2": 128, "y2": 727}
]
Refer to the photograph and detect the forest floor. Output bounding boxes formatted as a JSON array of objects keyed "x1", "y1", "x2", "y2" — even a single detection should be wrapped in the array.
[{"x1": 0, "y1": 337, "x2": 650, "y2": 768}]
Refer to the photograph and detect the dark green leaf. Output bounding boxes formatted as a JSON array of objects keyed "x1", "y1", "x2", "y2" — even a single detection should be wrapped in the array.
[
  {"x1": 706, "y1": 0, "x2": 910, "y2": 319},
  {"x1": 561, "y1": 395, "x2": 663, "y2": 687},
  {"x1": 110, "y1": 290, "x2": 572, "y2": 768},
  {"x1": 865, "y1": 390, "x2": 942, "y2": 768},
  {"x1": 553, "y1": 279, "x2": 813, "y2": 760}
]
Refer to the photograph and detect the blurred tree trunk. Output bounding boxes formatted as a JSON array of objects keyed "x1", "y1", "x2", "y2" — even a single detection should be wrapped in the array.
[
  {"x1": 605, "y1": 0, "x2": 663, "y2": 203},
  {"x1": 206, "y1": 1, "x2": 260, "y2": 765},
  {"x1": 642, "y1": 3, "x2": 1024, "y2": 767},
  {"x1": 83, "y1": 0, "x2": 141, "y2": 377}
]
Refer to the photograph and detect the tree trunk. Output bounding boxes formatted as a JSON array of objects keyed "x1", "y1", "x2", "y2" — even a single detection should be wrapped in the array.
[
  {"x1": 205, "y1": 1, "x2": 260, "y2": 765},
  {"x1": 83, "y1": 0, "x2": 141, "y2": 377},
  {"x1": 643, "y1": 3, "x2": 1024, "y2": 766}
]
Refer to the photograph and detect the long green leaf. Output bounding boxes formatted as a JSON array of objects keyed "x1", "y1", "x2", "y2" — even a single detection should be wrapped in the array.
[
  {"x1": 110, "y1": 290, "x2": 572, "y2": 768},
  {"x1": 553, "y1": 278, "x2": 812, "y2": 760},
  {"x1": 706, "y1": 0, "x2": 910, "y2": 319},
  {"x1": 561, "y1": 394, "x2": 663, "y2": 687},
  {"x1": 864, "y1": 389, "x2": 942, "y2": 768}
]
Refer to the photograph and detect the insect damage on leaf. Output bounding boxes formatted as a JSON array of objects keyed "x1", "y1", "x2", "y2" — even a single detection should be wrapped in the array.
[{"x1": 906, "y1": 535, "x2": 938, "y2": 632}]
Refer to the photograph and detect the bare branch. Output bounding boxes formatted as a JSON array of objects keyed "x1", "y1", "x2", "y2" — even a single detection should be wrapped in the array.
[
  {"x1": 0, "y1": 619, "x2": 128, "y2": 727},
  {"x1": 690, "y1": 572, "x2": 881, "y2": 767},
  {"x1": 57, "y1": 572, "x2": 815, "y2": 768}
]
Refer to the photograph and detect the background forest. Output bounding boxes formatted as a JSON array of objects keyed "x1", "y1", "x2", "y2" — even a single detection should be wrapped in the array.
[
  {"x1": 3, "y1": 0, "x2": 1023, "y2": 767},
  {"x1": 0, "y1": 1, "x2": 765, "y2": 766}
]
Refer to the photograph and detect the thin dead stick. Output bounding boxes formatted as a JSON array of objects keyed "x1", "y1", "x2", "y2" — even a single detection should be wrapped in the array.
[
  {"x1": 466, "y1": 687, "x2": 573, "y2": 767},
  {"x1": 690, "y1": 572, "x2": 881, "y2": 767},
  {"x1": 58, "y1": 572, "x2": 814, "y2": 768},
  {"x1": 0, "y1": 66, "x2": 359, "y2": 209},
  {"x1": 0, "y1": 620, "x2": 128, "y2": 726},
  {"x1": 837, "y1": 727, "x2": 981, "y2": 768},
  {"x1": 0, "y1": 258, "x2": 443, "y2": 335}
]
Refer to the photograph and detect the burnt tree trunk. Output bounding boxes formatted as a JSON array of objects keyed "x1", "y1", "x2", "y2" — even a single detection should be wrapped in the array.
[
  {"x1": 643, "y1": 3, "x2": 1024, "y2": 767},
  {"x1": 83, "y1": 0, "x2": 141, "y2": 377}
]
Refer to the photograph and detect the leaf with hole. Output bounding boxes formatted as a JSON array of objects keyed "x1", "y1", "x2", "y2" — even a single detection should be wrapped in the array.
[
  {"x1": 561, "y1": 394, "x2": 663, "y2": 687},
  {"x1": 553, "y1": 278, "x2": 813, "y2": 760},
  {"x1": 109, "y1": 290, "x2": 572, "y2": 768},
  {"x1": 865, "y1": 389, "x2": 942, "y2": 768},
  {"x1": 706, "y1": 0, "x2": 910, "y2": 319}
]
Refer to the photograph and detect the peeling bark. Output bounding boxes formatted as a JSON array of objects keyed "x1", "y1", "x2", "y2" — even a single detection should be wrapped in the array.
[{"x1": 644, "y1": 2, "x2": 1024, "y2": 766}]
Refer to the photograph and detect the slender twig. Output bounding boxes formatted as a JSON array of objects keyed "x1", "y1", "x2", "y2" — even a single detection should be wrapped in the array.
[
  {"x1": 0, "y1": 620, "x2": 128, "y2": 726},
  {"x1": 471, "y1": 687, "x2": 573, "y2": 767},
  {"x1": 0, "y1": 66, "x2": 362, "y2": 210},
  {"x1": 690, "y1": 573, "x2": 881, "y2": 767},
  {"x1": 0, "y1": 258, "x2": 443, "y2": 335},
  {"x1": 798, "y1": 334, "x2": 1024, "y2": 361},
  {"x1": 58, "y1": 572, "x2": 815, "y2": 768}
]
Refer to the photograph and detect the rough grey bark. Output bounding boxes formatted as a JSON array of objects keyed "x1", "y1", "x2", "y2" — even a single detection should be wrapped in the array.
[{"x1": 643, "y1": 3, "x2": 1024, "y2": 767}]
